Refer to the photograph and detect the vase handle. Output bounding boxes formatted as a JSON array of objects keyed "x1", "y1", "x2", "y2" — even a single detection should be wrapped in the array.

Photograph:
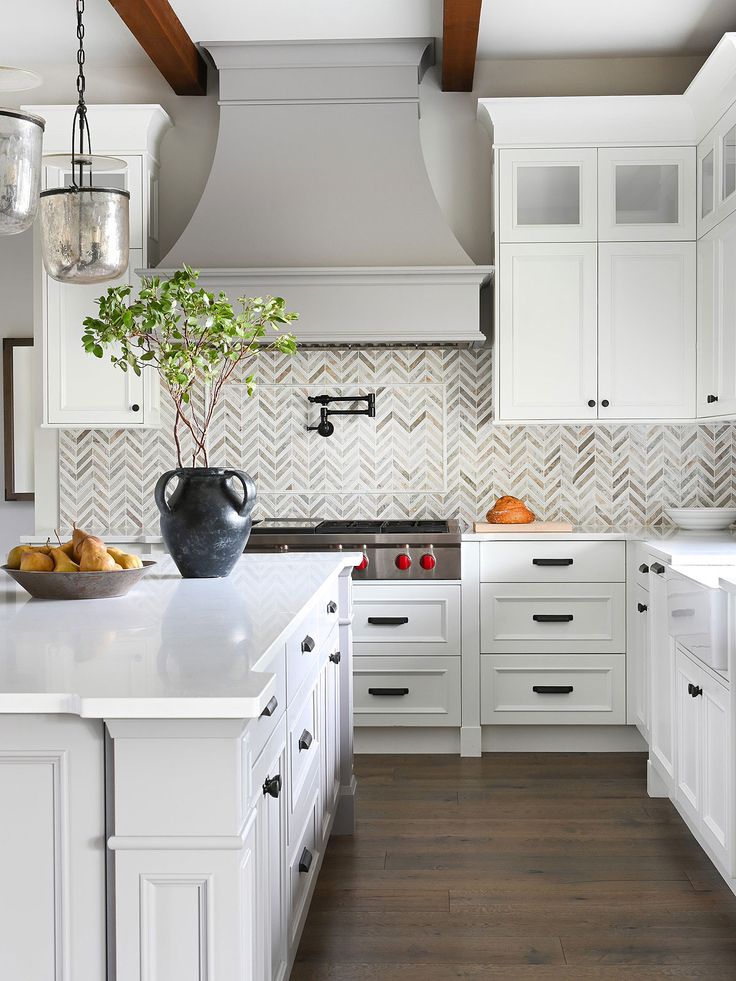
[
  {"x1": 154, "y1": 470, "x2": 178, "y2": 516},
  {"x1": 226, "y1": 470, "x2": 257, "y2": 517}
]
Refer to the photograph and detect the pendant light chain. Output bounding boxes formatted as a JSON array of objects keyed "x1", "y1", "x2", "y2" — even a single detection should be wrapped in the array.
[{"x1": 71, "y1": 0, "x2": 92, "y2": 188}]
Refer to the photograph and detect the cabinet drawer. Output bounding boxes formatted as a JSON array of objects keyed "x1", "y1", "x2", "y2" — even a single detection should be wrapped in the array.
[
  {"x1": 288, "y1": 683, "x2": 319, "y2": 824},
  {"x1": 288, "y1": 789, "x2": 319, "y2": 946},
  {"x1": 286, "y1": 607, "x2": 321, "y2": 700},
  {"x1": 352, "y1": 583, "x2": 460, "y2": 655},
  {"x1": 480, "y1": 583, "x2": 625, "y2": 653},
  {"x1": 480, "y1": 540, "x2": 625, "y2": 583},
  {"x1": 250, "y1": 646, "x2": 286, "y2": 764},
  {"x1": 353, "y1": 655, "x2": 461, "y2": 727},
  {"x1": 481, "y1": 654, "x2": 626, "y2": 724}
]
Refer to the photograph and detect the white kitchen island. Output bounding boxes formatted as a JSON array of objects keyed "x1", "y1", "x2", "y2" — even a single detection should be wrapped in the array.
[{"x1": 0, "y1": 552, "x2": 358, "y2": 981}]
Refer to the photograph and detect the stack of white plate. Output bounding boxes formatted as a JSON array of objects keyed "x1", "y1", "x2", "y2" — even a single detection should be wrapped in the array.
[{"x1": 665, "y1": 507, "x2": 736, "y2": 531}]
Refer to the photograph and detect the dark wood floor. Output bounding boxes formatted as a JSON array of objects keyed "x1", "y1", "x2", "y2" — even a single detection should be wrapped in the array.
[{"x1": 292, "y1": 753, "x2": 736, "y2": 980}]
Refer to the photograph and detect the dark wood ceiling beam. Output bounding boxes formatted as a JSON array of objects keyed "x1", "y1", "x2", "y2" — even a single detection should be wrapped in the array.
[
  {"x1": 107, "y1": 0, "x2": 207, "y2": 96},
  {"x1": 442, "y1": 0, "x2": 483, "y2": 92}
]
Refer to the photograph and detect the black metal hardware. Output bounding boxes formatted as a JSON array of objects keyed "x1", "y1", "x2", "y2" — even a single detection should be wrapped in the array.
[
  {"x1": 587, "y1": 399, "x2": 596, "y2": 407},
  {"x1": 329, "y1": 651, "x2": 341, "y2": 664},
  {"x1": 298, "y1": 729, "x2": 313, "y2": 751},
  {"x1": 301, "y1": 635, "x2": 315, "y2": 653},
  {"x1": 262, "y1": 774, "x2": 282, "y2": 799},
  {"x1": 707, "y1": 394, "x2": 719, "y2": 404},
  {"x1": 131, "y1": 403, "x2": 140, "y2": 412},
  {"x1": 533, "y1": 614, "x2": 574, "y2": 623},
  {"x1": 260, "y1": 695, "x2": 278, "y2": 718},
  {"x1": 532, "y1": 558, "x2": 574, "y2": 567},
  {"x1": 367, "y1": 616, "x2": 409, "y2": 626},
  {"x1": 672, "y1": 608, "x2": 695, "y2": 618},
  {"x1": 639, "y1": 563, "x2": 649, "y2": 574},
  {"x1": 326, "y1": 600, "x2": 338, "y2": 614},
  {"x1": 533, "y1": 685, "x2": 574, "y2": 694},
  {"x1": 299, "y1": 847, "x2": 313, "y2": 874},
  {"x1": 637, "y1": 602, "x2": 648, "y2": 613},
  {"x1": 689, "y1": 683, "x2": 703, "y2": 697},
  {"x1": 601, "y1": 399, "x2": 610, "y2": 407},
  {"x1": 307, "y1": 393, "x2": 376, "y2": 438},
  {"x1": 651, "y1": 562, "x2": 666, "y2": 575},
  {"x1": 368, "y1": 687, "x2": 410, "y2": 696}
]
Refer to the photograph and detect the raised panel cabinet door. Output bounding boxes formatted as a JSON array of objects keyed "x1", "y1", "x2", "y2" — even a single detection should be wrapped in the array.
[
  {"x1": 648, "y1": 566, "x2": 675, "y2": 787},
  {"x1": 674, "y1": 650, "x2": 701, "y2": 829},
  {"x1": 697, "y1": 210, "x2": 736, "y2": 418},
  {"x1": 598, "y1": 146, "x2": 696, "y2": 241},
  {"x1": 256, "y1": 735, "x2": 289, "y2": 981},
  {"x1": 632, "y1": 583, "x2": 650, "y2": 739},
  {"x1": 499, "y1": 147, "x2": 597, "y2": 242},
  {"x1": 700, "y1": 671, "x2": 730, "y2": 867},
  {"x1": 498, "y1": 243, "x2": 598, "y2": 420},
  {"x1": 598, "y1": 242, "x2": 696, "y2": 419}
]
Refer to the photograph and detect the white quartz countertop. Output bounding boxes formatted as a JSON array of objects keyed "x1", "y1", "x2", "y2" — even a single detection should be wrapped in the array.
[{"x1": 0, "y1": 553, "x2": 359, "y2": 719}]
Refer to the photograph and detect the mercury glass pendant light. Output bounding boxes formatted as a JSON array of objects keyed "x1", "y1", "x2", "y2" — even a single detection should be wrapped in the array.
[
  {"x1": 0, "y1": 67, "x2": 44, "y2": 235},
  {"x1": 39, "y1": 0, "x2": 130, "y2": 284}
]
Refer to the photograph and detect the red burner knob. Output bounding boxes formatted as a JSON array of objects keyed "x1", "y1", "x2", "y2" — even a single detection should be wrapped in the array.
[
  {"x1": 355, "y1": 553, "x2": 369, "y2": 572},
  {"x1": 395, "y1": 553, "x2": 412, "y2": 571},
  {"x1": 419, "y1": 553, "x2": 436, "y2": 571}
]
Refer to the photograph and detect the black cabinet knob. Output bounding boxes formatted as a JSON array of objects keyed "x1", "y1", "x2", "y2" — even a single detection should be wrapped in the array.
[
  {"x1": 601, "y1": 399, "x2": 610, "y2": 408},
  {"x1": 587, "y1": 399, "x2": 596, "y2": 407},
  {"x1": 298, "y1": 729, "x2": 313, "y2": 751},
  {"x1": 262, "y1": 774, "x2": 282, "y2": 798},
  {"x1": 260, "y1": 695, "x2": 278, "y2": 718},
  {"x1": 326, "y1": 600, "x2": 338, "y2": 614},
  {"x1": 131, "y1": 403, "x2": 140, "y2": 412},
  {"x1": 301, "y1": 635, "x2": 315, "y2": 653},
  {"x1": 298, "y1": 847, "x2": 313, "y2": 874},
  {"x1": 329, "y1": 651, "x2": 341, "y2": 664},
  {"x1": 637, "y1": 602, "x2": 648, "y2": 613},
  {"x1": 689, "y1": 684, "x2": 703, "y2": 698},
  {"x1": 639, "y1": 563, "x2": 649, "y2": 574},
  {"x1": 651, "y1": 562, "x2": 666, "y2": 575},
  {"x1": 707, "y1": 394, "x2": 719, "y2": 404}
]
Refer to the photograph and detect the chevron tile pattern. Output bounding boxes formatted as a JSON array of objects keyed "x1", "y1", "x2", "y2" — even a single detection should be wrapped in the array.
[{"x1": 58, "y1": 347, "x2": 736, "y2": 534}]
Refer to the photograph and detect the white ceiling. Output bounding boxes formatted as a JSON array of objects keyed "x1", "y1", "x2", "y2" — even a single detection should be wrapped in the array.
[{"x1": 1, "y1": 0, "x2": 734, "y2": 76}]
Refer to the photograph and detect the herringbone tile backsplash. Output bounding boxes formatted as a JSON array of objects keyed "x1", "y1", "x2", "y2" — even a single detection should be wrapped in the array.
[{"x1": 59, "y1": 348, "x2": 736, "y2": 532}]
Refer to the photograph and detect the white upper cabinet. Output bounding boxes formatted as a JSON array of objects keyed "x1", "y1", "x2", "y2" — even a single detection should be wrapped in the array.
[
  {"x1": 698, "y1": 131, "x2": 719, "y2": 237},
  {"x1": 598, "y1": 147, "x2": 696, "y2": 241},
  {"x1": 499, "y1": 148, "x2": 597, "y2": 242},
  {"x1": 697, "y1": 209, "x2": 736, "y2": 417},
  {"x1": 598, "y1": 242, "x2": 696, "y2": 419},
  {"x1": 498, "y1": 243, "x2": 597, "y2": 420}
]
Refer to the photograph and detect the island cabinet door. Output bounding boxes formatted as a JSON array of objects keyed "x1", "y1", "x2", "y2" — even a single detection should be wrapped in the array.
[
  {"x1": 649, "y1": 565, "x2": 675, "y2": 789},
  {"x1": 0, "y1": 715, "x2": 106, "y2": 981}
]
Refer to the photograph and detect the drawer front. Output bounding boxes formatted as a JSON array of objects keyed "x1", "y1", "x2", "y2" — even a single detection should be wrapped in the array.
[
  {"x1": 353, "y1": 655, "x2": 461, "y2": 727},
  {"x1": 352, "y1": 582, "x2": 461, "y2": 655},
  {"x1": 480, "y1": 540, "x2": 625, "y2": 583},
  {"x1": 286, "y1": 607, "x2": 321, "y2": 701},
  {"x1": 481, "y1": 654, "x2": 626, "y2": 724},
  {"x1": 480, "y1": 582, "x2": 625, "y2": 653},
  {"x1": 250, "y1": 646, "x2": 287, "y2": 763},
  {"x1": 288, "y1": 682, "x2": 320, "y2": 823},
  {"x1": 288, "y1": 789, "x2": 319, "y2": 946},
  {"x1": 667, "y1": 573, "x2": 727, "y2": 672}
]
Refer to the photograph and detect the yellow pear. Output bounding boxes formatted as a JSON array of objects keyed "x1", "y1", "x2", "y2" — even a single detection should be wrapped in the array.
[
  {"x1": 20, "y1": 551, "x2": 54, "y2": 572},
  {"x1": 58, "y1": 539, "x2": 76, "y2": 559},
  {"x1": 7, "y1": 544, "x2": 35, "y2": 569},
  {"x1": 79, "y1": 538, "x2": 116, "y2": 572},
  {"x1": 50, "y1": 548, "x2": 80, "y2": 573},
  {"x1": 107, "y1": 547, "x2": 143, "y2": 570},
  {"x1": 71, "y1": 524, "x2": 89, "y2": 559}
]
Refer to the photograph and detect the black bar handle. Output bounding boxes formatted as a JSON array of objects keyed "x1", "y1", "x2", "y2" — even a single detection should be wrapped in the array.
[
  {"x1": 368, "y1": 687, "x2": 409, "y2": 697},
  {"x1": 329, "y1": 651, "x2": 341, "y2": 664},
  {"x1": 260, "y1": 695, "x2": 278, "y2": 718},
  {"x1": 532, "y1": 558, "x2": 574, "y2": 567},
  {"x1": 298, "y1": 729, "x2": 313, "y2": 751},
  {"x1": 326, "y1": 600, "x2": 338, "y2": 614},
  {"x1": 533, "y1": 614, "x2": 574, "y2": 623},
  {"x1": 671, "y1": 608, "x2": 695, "y2": 618},
  {"x1": 301, "y1": 635, "x2": 315, "y2": 653},
  {"x1": 262, "y1": 774, "x2": 282, "y2": 799},
  {"x1": 367, "y1": 616, "x2": 409, "y2": 626},
  {"x1": 651, "y1": 562, "x2": 666, "y2": 575},
  {"x1": 639, "y1": 563, "x2": 650, "y2": 574},
  {"x1": 637, "y1": 602, "x2": 648, "y2": 613},
  {"x1": 298, "y1": 847, "x2": 313, "y2": 874},
  {"x1": 533, "y1": 685, "x2": 574, "y2": 694}
]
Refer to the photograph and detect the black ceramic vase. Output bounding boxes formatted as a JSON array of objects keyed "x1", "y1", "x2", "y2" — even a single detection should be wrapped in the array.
[{"x1": 154, "y1": 468, "x2": 256, "y2": 579}]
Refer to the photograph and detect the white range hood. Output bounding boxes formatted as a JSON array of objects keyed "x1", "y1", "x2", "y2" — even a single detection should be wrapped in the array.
[{"x1": 155, "y1": 38, "x2": 492, "y2": 345}]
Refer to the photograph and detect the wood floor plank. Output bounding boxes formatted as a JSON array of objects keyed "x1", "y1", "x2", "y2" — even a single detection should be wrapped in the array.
[{"x1": 291, "y1": 966, "x2": 736, "y2": 980}]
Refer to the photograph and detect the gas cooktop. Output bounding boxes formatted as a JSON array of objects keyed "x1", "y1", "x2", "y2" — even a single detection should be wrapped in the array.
[{"x1": 252, "y1": 519, "x2": 452, "y2": 536}]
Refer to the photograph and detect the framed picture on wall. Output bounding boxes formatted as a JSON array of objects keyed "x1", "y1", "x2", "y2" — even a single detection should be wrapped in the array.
[{"x1": 3, "y1": 338, "x2": 34, "y2": 502}]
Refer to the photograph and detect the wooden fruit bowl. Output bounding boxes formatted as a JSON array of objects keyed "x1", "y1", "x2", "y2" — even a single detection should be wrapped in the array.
[{"x1": 3, "y1": 560, "x2": 156, "y2": 600}]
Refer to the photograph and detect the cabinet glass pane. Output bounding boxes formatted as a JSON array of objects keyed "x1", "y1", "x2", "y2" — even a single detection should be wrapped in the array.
[
  {"x1": 723, "y1": 125, "x2": 736, "y2": 201},
  {"x1": 614, "y1": 164, "x2": 678, "y2": 224},
  {"x1": 701, "y1": 149, "x2": 714, "y2": 218},
  {"x1": 515, "y1": 165, "x2": 580, "y2": 226}
]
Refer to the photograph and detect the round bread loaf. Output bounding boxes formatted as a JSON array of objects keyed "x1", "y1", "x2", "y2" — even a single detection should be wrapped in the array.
[{"x1": 486, "y1": 495, "x2": 535, "y2": 524}]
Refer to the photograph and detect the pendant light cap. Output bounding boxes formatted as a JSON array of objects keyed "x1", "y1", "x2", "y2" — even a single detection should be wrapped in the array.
[
  {"x1": 0, "y1": 67, "x2": 43, "y2": 92},
  {"x1": 42, "y1": 153, "x2": 127, "y2": 173}
]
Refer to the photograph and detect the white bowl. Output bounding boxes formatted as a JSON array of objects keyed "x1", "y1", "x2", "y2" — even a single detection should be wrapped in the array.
[{"x1": 665, "y1": 507, "x2": 736, "y2": 531}]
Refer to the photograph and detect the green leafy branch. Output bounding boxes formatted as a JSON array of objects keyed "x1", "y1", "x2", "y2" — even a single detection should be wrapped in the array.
[{"x1": 82, "y1": 265, "x2": 298, "y2": 467}]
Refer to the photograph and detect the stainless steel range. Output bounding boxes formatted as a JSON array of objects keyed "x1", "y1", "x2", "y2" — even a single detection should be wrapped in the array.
[{"x1": 246, "y1": 519, "x2": 461, "y2": 580}]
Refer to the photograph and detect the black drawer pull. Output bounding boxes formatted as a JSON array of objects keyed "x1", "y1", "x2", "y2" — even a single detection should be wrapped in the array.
[
  {"x1": 533, "y1": 685, "x2": 574, "y2": 694},
  {"x1": 688, "y1": 683, "x2": 703, "y2": 698},
  {"x1": 533, "y1": 614, "x2": 574, "y2": 623},
  {"x1": 262, "y1": 774, "x2": 282, "y2": 799},
  {"x1": 301, "y1": 635, "x2": 315, "y2": 653},
  {"x1": 367, "y1": 616, "x2": 409, "y2": 626},
  {"x1": 260, "y1": 695, "x2": 278, "y2": 718},
  {"x1": 532, "y1": 558, "x2": 574, "y2": 566},
  {"x1": 326, "y1": 600, "x2": 338, "y2": 614},
  {"x1": 651, "y1": 562, "x2": 666, "y2": 575},
  {"x1": 298, "y1": 847, "x2": 313, "y2": 874},
  {"x1": 298, "y1": 729, "x2": 313, "y2": 751},
  {"x1": 637, "y1": 602, "x2": 648, "y2": 613},
  {"x1": 639, "y1": 563, "x2": 650, "y2": 574},
  {"x1": 368, "y1": 687, "x2": 409, "y2": 697},
  {"x1": 329, "y1": 650, "x2": 341, "y2": 664}
]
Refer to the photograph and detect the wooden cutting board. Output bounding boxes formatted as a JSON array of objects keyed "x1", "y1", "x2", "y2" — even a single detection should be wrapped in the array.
[{"x1": 473, "y1": 520, "x2": 574, "y2": 533}]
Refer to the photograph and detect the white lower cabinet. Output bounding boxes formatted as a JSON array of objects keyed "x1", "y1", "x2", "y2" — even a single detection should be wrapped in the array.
[
  {"x1": 352, "y1": 582, "x2": 461, "y2": 656},
  {"x1": 631, "y1": 582, "x2": 650, "y2": 739},
  {"x1": 648, "y1": 563, "x2": 676, "y2": 789},
  {"x1": 353, "y1": 655, "x2": 462, "y2": 727}
]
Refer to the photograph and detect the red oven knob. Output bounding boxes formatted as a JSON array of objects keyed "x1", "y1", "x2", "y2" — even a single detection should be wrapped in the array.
[
  {"x1": 355, "y1": 553, "x2": 369, "y2": 572},
  {"x1": 395, "y1": 553, "x2": 412, "y2": 571},
  {"x1": 419, "y1": 553, "x2": 436, "y2": 571}
]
